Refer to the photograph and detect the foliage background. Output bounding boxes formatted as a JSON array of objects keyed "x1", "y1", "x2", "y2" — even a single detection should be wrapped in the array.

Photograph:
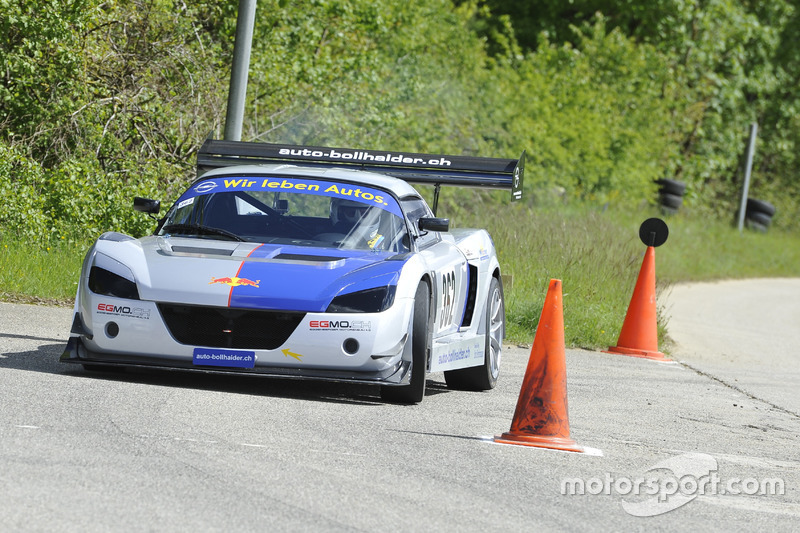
[{"x1": 2, "y1": 0, "x2": 798, "y2": 239}]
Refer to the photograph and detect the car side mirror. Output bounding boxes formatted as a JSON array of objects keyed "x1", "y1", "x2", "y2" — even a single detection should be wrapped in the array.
[
  {"x1": 133, "y1": 197, "x2": 161, "y2": 215},
  {"x1": 418, "y1": 217, "x2": 449, "y2": 232}
]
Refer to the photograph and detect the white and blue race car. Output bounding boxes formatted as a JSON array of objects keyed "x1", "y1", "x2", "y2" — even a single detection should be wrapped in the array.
[{"x1": 62, "y1": 139, "x2": 524, "y2": 403}]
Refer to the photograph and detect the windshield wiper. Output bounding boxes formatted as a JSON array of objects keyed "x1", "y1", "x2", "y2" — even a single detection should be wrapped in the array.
[{"x1": 161, "y1": 223, "x2": 245, "y2": 242}]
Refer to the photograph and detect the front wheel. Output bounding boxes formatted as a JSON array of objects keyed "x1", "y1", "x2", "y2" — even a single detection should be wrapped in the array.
[
  {"x1": 444, "y1": 276, "x2": 504, "y2": 391},
  {"x1": 381, "y1": 281, "x2": 431, "y2": 404}
]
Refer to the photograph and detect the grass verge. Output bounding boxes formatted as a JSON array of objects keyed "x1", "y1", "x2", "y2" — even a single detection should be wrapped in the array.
[
  {"x1": 0, "y1": 241, "x2": 82, "y2": 306},
  {"x1": 455, "y1": 202, "x2": 800, "y2": 350}
]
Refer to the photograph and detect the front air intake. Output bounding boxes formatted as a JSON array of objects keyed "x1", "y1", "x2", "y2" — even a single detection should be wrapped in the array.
[{"x1": 158, "y1": 304, "x2": 305, "y2": 350}]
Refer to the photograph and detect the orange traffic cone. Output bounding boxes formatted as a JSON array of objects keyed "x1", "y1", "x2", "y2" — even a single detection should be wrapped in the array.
[
  {"x1": 605, "y1": 246, "x2": 669, "y2": 361},
  {"x1": 495, "y1": 279, "x2": 584, "y2": 452}
]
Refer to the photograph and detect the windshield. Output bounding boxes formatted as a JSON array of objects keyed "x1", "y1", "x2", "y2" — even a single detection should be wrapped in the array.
[{"x1": 159, "y1": 175, "x2": 409, "y2": 253}]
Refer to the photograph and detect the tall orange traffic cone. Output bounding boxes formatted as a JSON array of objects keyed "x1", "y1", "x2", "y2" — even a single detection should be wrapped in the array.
[
  {"x1": 495, "y1": 279, "x2": 584, "y2": 452},
  {"x1": 605, "y1": 246, "x2": 669, "y2": 361}
]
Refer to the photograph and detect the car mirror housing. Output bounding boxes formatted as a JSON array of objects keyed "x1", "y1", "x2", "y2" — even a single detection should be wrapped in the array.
[
  {"x1": 133, "y1": 197, "x2": 161, "y2": 214},
  {"x1": 418, "y1": 217, "x2": 449, "y2": 233}
]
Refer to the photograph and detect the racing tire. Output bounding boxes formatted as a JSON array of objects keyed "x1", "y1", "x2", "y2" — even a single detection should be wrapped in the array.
[
  {"x1": 380, "y1": 281, "x2": 431, "y2": 404},
  {"x1": 444, "y1": 276, "x2": 504, "y2": 391},
  {"x1": 746, "y1": 198, "x2": 776, "y2": 217},
  {"x1": 746, "y1": 210, "x2": 772, "y2": 227},
  {"x1": 656, "y1": 179, "x2": 686, "y2": 196},
  {"x1": 659, "y1": 192, "x2": 683, "y2": 209}
]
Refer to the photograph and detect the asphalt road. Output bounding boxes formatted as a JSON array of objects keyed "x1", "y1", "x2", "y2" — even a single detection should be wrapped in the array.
[
  {"x1": 665, "y1": 278, "x2": 800, "y2": 417},
  {"x1": 1, "y1": 279, "x2": 798, "y2": 531}
]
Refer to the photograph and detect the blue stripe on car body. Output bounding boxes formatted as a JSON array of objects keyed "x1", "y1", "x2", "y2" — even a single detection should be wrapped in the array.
[{"x1": 229, "y1": 244, "x2": 408, "y2": 311}]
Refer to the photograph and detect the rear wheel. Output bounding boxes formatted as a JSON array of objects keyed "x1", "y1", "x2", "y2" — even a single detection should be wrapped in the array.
[
  {"x1": 444, "y1": 276, "x2": 504, "y2": 391},
  {"x1": 381, "y1": 282, "x2": 431, "y2": 404}
]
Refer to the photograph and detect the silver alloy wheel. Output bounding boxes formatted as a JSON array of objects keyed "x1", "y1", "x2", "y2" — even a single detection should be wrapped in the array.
[{"x1": 487, "y1": 281, "x2": 504, "y2": 379}]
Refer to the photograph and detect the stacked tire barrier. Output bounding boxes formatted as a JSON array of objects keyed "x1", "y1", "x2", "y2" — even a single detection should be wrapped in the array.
[
  {"x1": 745, "y1": 198, "x2": 776, "y2": 232},
  {"x1": 655, "y1": 179, "x2": 686, "y2": 214}
]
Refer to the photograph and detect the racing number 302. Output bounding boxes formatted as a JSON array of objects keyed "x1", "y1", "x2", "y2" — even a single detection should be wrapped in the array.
[{"x1": 440, "y1": 270, "x2": 456, "y2": 328}]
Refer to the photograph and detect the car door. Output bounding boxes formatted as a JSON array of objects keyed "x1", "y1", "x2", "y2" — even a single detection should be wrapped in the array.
[{"x1": 401, "y1": 197, "x2": 468, "y2": 338}]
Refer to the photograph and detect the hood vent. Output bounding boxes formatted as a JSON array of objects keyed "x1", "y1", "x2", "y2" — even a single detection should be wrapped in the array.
[
  {"x1": 171, "y1": 246, "x2": 234, "y2": 256},
  {"x1": 274, "y1": 253, "x2": 344, "y2": 262}
]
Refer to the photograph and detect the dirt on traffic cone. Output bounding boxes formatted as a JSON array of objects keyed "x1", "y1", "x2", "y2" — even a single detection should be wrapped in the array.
[
  {"x1": 605, "y1": 246, "x2": 669, "y2": 361},
  {"x1": 495, "y1": 279, "x2": 584, "y2": 452}
]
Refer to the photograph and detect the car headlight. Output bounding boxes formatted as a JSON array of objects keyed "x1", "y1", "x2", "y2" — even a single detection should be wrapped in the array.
[
  {"x1": 88, "y1": 267, "x2": 140, "y2": 300},
  {"x1": 326, "y1": 285, "x2": 396, "y2": 313}
]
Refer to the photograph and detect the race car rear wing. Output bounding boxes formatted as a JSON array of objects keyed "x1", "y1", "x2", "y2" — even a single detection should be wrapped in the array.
[{"x1": 197, "y1": 139, "x2": 524, "y2": 212}]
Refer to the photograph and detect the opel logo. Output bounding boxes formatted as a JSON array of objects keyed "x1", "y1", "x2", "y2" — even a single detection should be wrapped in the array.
[{"x1": 194, "y1": 181, "x2": 218, "y2": 194}]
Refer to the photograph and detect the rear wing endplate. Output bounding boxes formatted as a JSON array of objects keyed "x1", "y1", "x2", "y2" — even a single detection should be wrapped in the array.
[{"x1": 197, "y1": 139, "x2": 524, "y2": 211}]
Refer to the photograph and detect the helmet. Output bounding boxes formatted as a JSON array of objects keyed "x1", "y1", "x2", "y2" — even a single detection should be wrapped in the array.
[{"x1": 331, "y1": 198, "x2": 370, "y2": 226}]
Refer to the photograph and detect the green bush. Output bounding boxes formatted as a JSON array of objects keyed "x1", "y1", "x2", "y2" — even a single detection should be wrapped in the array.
[
  {"x1": 43, "y1": 157, "x2": 174, "y2": 243},
  {"x1": 0, "y1": 143, "x2": 49, "y2": 244},
  {"x1": 0, "y1": 142, "x2": 172, "y2": 246},
  {"x1": 1, "y1": 0, "x2": 799, "y2": 249},
  {"x1": 491, "y1": 18, "x2": 673, "y2": 204}
]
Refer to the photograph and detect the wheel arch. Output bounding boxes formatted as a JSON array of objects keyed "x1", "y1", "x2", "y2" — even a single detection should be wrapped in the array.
[{"x1": 417, "y1": 274, "x2": 434, "y2": 369}]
